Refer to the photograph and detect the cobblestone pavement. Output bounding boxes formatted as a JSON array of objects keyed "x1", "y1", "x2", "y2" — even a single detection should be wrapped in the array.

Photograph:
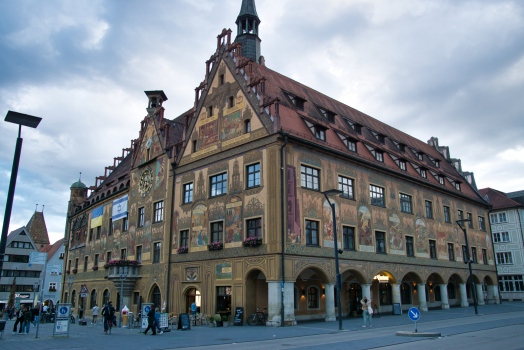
[{"x1": 0, "y1": 303, "x2": 523, "y2": 349}]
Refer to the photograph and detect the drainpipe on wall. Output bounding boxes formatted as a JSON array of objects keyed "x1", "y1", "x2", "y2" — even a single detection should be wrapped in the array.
[
  {"x1": 166, "y1": 161, "x2": 177, "y2": 313},
  {"x1": 487, "y1": 213, "x2": 502, "y2": 304},
  {"x1": 280, "y1": 132, "x2": 288, "y2": 327}
]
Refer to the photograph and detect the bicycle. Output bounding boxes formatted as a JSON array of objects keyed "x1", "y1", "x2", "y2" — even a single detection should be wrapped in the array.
[
  {"x1": 247, "y1": 307, "x2": 267, "y2": 326},
  {"x1": 106, "y1": 318, "x2": 113, "y2": 335}
]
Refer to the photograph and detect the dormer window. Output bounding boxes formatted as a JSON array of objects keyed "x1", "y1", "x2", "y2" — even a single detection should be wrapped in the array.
[
  {"x1": 364, "y1": 144, "x2": 383, "y2": 162},
  {"x1": 304, "y1": 119, "x2": 326, "y2": 141},
  {"x1": 317, "y1": 106, "x2": 336, "y2": 123},
  {"x1": 370, "y1": 130, "x2": 385, "y2": 144},
  {"x1": 285, "y1": 92, "x2": 306, "y2": 110},
  {"x1": 391, "y1": 140, "x2": 406, "y2": 152},
  {"x1": 435, "y1": 160, "x2": 440, "y2": 168},
  {"x1": 336, "y1": 132, "x2": 357, "y2": 153},
  {"x1": 455, "y1": 182, "x2": 461, "y2": 191},
  {"x1": 420, "y1": 169, "x2": 427, "y2": 178},
  {"x1": 439, "y1": 176, "x2": 445, "y2": 185},
  {"x1": 344, "y1": 118, "x2": 362, "y2": 134},
  {"x1": 399, "y1": 160, "x2": 407, "y2": 171},
  {"x1": 418, "y1": 153, "x2": 424, "y2": 161}
]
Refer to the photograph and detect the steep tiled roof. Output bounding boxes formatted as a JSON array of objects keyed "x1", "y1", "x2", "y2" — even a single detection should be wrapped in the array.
[
  {"x1": 478, "y1": 188, "x2": 522, "y2": 210},
  {"x1": 39, "y1": 238, "x2": 65, "y2": 262},
  {"x1": 6, "y1": 226, "x2": 27, "y2": 245},
  {"x1": 246, "y1": 60, "x2": 486, "y2": 204},
  {"x1": 26, "y1": 211, "x2": 50, "y2": 246}
]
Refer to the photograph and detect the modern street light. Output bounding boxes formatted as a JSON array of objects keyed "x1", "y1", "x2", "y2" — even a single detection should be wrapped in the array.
[
  {"x1": 321, "y1": 188, "x2": 344, "y2": 331},
  {"x1": 456, "y1": 219, "x2": 479, "y2": 315},
  {"x1": 119, "y1": 266, "x2": 128, "y2": 328},
  {"x1": 0, "y1": 111, "x2": 42, "y2": 279}
]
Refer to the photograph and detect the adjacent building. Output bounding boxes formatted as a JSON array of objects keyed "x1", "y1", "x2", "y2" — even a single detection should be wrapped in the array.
[
  {"x1": 62, "y1": 0, "x2": 498, "y2": 326},
  {"x1": 40, "y1": 239, "x2": 65, "y2": 307},
  {"x1": 479, "y1": 188, "x2": 524, "y2": 301}
]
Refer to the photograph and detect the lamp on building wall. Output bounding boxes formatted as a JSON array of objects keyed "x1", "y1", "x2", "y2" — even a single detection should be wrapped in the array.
[
  {"x1": 0, "y1": 111, "x2": 41, "y2": 279},
  {"x1": 456, "y1": 219, "x2": 479, "y2": 315},
  {"x1": 302, "y1": 289, "x2": 305, "y2": 296},
  {"x1": 322, "y1": 288, "x2": 325, "y2": 295},
  {"x1": 321, "y1": 188, "x2": 344, "y2": 331}
]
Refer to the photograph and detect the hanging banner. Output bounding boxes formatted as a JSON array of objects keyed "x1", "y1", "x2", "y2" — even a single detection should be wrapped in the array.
[
  {"x1": 91, "y1": 206, "x2": 104, "y2": 228},
  {"x1": 112, "y1": 195, "x2": 128, "y2": 221}
]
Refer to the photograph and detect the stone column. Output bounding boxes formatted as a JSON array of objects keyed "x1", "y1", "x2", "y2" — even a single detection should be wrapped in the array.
[
  {"x1": 324, "y1": 283, "x2": 336, "y2": 322},
  {"x1": 459, "y1": 283, "x2": 469, "y2": 307},
  {"x1": 439, "y1": 284, "x2": 450, "y2": 309},
  {"x1": 476, "y1": 284, "x2": 485, "y2": 305},
  {"x1": 361, "y1": 284, "x2": 372, "y2": 301},
  {"x1": 283, "y1": 282, "x2": 296, "y2": 326},
  {"x1": 391, "y1": 283, "x2": 401, "y2": 305},
  {"x1": 417, "y1": 283, "x2": 428, "y2": 312},
  {"x1": 487, "y1": 285, "x2": 500, "y2": 304},
  {"x1": 267, "y1": 282, "x2": 282, "y2": 327}
]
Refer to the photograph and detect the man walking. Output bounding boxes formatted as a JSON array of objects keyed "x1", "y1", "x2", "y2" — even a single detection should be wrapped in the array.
[
  {"x1": 102, "y1": 301, "x2": 115, "y2": 333},
  {"x1": 143, "y1": 307, "x2": 156, "y2": 335},
  {"x1": 92, "y1": 304, "x2": 99, "y2": 325}
]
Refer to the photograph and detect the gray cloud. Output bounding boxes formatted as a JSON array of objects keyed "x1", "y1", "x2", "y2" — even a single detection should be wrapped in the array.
[{"x1": 1, "y1": 0, "x2": 523, "y2": 244}]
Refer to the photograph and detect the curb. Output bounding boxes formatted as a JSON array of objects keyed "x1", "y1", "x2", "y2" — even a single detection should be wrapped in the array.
[{"x1": 396, "y1": 331, "x2": 441, "y2": 337}]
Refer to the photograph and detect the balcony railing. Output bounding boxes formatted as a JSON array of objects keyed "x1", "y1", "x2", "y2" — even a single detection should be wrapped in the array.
[{"x1": 107, "y1": 265, "x2": 140, "y2": 278}]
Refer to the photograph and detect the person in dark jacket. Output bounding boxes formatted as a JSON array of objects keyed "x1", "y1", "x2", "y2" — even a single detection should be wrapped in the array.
[
  {"x1": 12, "y1": 308, "x2": 23, "y2": 334},
  {"x1": 102, "y1": 301, "x2": 115, "y2": 333},
  {"x1": 143, "y1": 308, "x2": 156, "y2": 335},
  {"x1": 22, "y1": 307, "x2": 32, "y2": 334}
]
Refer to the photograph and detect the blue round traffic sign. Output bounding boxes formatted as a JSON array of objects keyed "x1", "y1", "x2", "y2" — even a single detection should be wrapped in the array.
[
  {"x1": 59, "y1": 306, "x2": 68, "y2": 315},
  {"x1": 408, "y1": 307, "x2": 420, "y2": 321},
  {"x1": 144, "y1": 306, "x2": 151, "y2": 313}
]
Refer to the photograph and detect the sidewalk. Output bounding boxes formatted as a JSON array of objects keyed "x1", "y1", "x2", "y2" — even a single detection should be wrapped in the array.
[{"x1": 1, "y1": 303, "x2": 523, "y2": 350}]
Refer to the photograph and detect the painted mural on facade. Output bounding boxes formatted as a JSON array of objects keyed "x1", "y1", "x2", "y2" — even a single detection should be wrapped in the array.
[
  {"x1": 437, "y1": 221, "x2": 447, "y2": 259},
  {"x1": 323, "y1": 200, "x2": 340, "y2": 246},
  {"x1": 198, "y1": 117, "x2": 218, "y2": 149},
  {"x1": 415, "y1": 218, "x2": 428, "y2": 255},
  {"x1": 135, "y1": 120, "x2": 162, "y2": 167},
  {"x1": 286, "y1": 165, "x2": 301, "y2": 243},
  {"x1": 388, "y1": 213, "x2": 403, "y2": 254},
  {"x1": 191, "y1": 204, "x2": 208, "y2": 246},
  {"x1": 358, "y1": 206, "x2": 372, "y2": 249},
  {"x1": 454, "y1": 227, "x2": 462, "y2": 261},
  {"x1": 155, "y1": 158, "x2": 165, "y2": 190},
  {"x1": 221, "y1": 108, "x2": 244, "y2": 140},
  {"x1": 225, "y1": 196, "x2": 243, "y2": 243}
]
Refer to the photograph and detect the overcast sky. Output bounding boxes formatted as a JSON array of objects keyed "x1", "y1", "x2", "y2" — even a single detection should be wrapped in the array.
[{"x1": 1, "y1": 0, "x2": 523, "y2": 244}]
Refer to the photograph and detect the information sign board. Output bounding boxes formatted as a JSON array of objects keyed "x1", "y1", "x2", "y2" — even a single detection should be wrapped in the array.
[
  {"x1": 140, "y1": 303, "x2": 154, "y2": 330},
  {"x1": 54, "y1": 320, "x2": 69, "y2": 334},
  {"x1": 56, "y1": 304, "x2": 71, "y2": 319},
  {"x1": 393, "y1": 303, "x2": 402, "y2": 315},
  {"x1": 159, "y1": 313, "x2": 168, "y2": 328},
  {"x1": 178, "y1": 313, "x2": 191, "y2": 330}
]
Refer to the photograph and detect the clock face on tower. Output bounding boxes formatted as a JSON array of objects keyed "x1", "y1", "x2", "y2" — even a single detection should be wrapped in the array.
[{"x1": 138, "y1": 166, "x2": 153, "y2": 197}]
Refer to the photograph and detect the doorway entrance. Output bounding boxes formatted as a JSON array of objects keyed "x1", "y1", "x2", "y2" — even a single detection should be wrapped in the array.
[
  {"x1": 348, "y1": 283, "x2": 362, "y2": 316},
  {"x1": 151, "y1": 286, "x2": 161, "y2": 310},
  {"x1": 185, "y1": 288, "x2": 201, "y2": 314}
]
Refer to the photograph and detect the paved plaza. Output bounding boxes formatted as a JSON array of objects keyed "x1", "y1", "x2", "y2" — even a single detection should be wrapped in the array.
[{"x1": 1, "y1": 303, "x2": 524, "y2": 349}]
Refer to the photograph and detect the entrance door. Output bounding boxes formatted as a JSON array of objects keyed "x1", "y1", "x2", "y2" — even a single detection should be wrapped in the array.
[
  {"x1": 186, "y1": 288, "x2": 201, "y2": 314},
  {"x1": 152, "y1": 286, "x2": 161, "y2": 310},
  {"x1": 348, "y1": 283, "x2": 362, "y2": 316}
]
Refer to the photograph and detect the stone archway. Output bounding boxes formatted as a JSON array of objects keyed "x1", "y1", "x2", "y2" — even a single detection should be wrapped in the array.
[
  {"x1": 369, "y1": 270, "x2": 399, "y2": 314},
  {"x1": 148, "y1": 284, "x2": 162, "y2": 311},
  {"x1": 340, "y1": 268, "x2": 367, "y2": 318},
  {"x1": 183, "y1": 286, "x2": 201, "y2": 314},
  {"x1": 294, "y1": 266, "x2": 331, "y2": 322},
  {"x1": 245, "y1": 269, "x2": 268, "y2": 324},
  {"x1": 426, "y1": 272, "x2": 446, "y2": 309},
  {"x1": 400, "y1": 272, "x2": 424, "y2": 311}
]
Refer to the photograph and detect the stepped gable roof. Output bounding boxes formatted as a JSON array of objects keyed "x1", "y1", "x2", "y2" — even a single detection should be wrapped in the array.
[
  {"x1": 26, "y1": 211, "x2": 50, "y2": 246},
  {"x1": 246, "y1": 59, "x2": 487, "y2": 204},
  {"x1": 94, "y1": 152, "x2": 132, "y2": 192},
  {"x1": 39, "y1": 238, "x2": 65, "y2": 262},
  {"x1": 478, "y1": 188, "x2": 522, "y2": 210}
]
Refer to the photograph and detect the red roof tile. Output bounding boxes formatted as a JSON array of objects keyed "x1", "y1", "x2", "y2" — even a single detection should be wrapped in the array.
[{"x1": 478, "y1": 188, "x2": 522, "y2": 210}]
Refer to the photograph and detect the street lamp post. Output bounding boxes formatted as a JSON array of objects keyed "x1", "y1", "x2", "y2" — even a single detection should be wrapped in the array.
[
  {"x1": 119, "y1": 266, "x2": 128, "y2": 328},
  {"x1": 456, "y1": 219, "x2": 479, "y2": 315},
  {"x1": 322, "y1": 189, "x2": 344, "y2": 331},
  {"x1": 0, "y1": 111, "x2": 41, "y2": 279}
]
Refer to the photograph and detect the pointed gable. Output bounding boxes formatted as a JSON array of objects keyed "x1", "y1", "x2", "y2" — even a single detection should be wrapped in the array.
[
  {"x1": 26, "y1": 211, "x2": 50, "y2": 247},
  {"x1": 181, "y1": 58, "x2": 268, "y2": 160},
  {"x1": 133, "y1": 116, "x2": 165, "y2": 168}
]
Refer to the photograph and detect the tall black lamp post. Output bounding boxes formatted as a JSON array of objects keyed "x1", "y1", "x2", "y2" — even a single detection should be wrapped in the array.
[
  {"x1": 456, "y1": 219, "x2": 479, "y2": 315},
  {"x1": 0, "y1": 111, "x2": 41, "y2": 279},
  {"x1": 321, "y1": 188, "x2": 344, "y2": 331}
]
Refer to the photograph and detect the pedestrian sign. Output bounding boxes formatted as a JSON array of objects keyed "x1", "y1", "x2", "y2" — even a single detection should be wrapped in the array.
[
  {"x1": 80, "y1": 284, "x2": 89, "y2": 298},
  {"x1": 408, "y1": 307, "x2": 420, "y2": 321},
  {"x1": 57, "y1": 304, "x2": 71, "y2": 319}
]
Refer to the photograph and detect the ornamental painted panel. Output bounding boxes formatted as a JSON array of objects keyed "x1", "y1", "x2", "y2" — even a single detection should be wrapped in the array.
[
  {"x1": 323, "y1": 200, "x2": 340, "y2": 243},
  {"x1": 191, "y1": 204, "x2": 208, "y2": 247},
  {"x1": 186, "y1": 268, "x2": 199, "y2": 281},
  {"x1": 225, "y1": 196, "x2": 243, "y2": 243},
  {"x1": 358, "y1": 206, "x2": 372, "y2": 248},
  {"x1": 415, "y1": 218, "x2": 428, "y2": 256},
  {"x1": 197, "y1": 116, "x2": 219, "y2": 150},
  {"x1": 454, "y1": 227, "x2": 462, "y2": 261},
  {"x1": 437, "y1": 221, "x2": 447, "y2": 259},
  {"x1": 216, "y1": 262, "x2": 232, "y2": 280},
  {"x1": 155, "y1": 158, "x2": 165, "y2": 190},
  {"x1": 221, "y1": 110, "x2": 244, "y2": 141},
  {"x1": 389, "y1": 213, "x2": 403, "y2": 254},
  {"x1": 287, "y1": 165, "x2": 301, "y2": 243}
]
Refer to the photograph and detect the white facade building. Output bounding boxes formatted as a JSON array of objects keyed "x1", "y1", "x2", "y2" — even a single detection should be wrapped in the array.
[
  {"x1": 40, "y1": 239, "x2": 65, "y2": 307},
  {"x1": 479, "y1": 188, "x2": 524, "y2": 301}
]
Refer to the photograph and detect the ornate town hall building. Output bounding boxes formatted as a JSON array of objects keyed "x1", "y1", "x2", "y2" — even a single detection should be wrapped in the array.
[{"x1": 62, "y1": 0, "x2": 499, "y2": 326}]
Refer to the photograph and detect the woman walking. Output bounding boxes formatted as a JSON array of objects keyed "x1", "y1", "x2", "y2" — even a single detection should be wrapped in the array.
[{"x1": 361, "y1": 297, "x2": 373, "y2": 328}]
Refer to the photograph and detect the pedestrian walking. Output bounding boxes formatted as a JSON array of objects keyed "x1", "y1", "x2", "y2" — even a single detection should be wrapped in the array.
[
  {"x1": 143, "y1": 307, "x2": 156, "y2": 335},
  {"x1": 361, "y1": 296, "x2": 373, "y2": 328},
  {"x1": 102, "y1": 301, "x2": 115, "y2": 333},
  {"x1": 154, "y1": 307, "x2": 163, "y2": 334},
  {"x1": 32, "y1": 305, "x2": 40, "y2": 327},
  {"x1": 22, "y1": 307, "x2": 31, "y2": 334},
  {"x1": 92, "y1": 304, "x2": 99, "y2": 325},
  {"x1": 12, "y1": 308, "x2": 23, "y2": 334},
  {"x1": 191, "y1": 302, "x2": 197, "y2": 315}
]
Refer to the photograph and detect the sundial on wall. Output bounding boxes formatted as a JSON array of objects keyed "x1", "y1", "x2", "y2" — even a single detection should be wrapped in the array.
[{"x1": 139, "y1": 166, "x2": 153, "y2": 197}]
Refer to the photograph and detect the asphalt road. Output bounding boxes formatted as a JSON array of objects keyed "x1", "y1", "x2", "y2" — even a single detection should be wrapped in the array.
[{"x1": 1, "y1": 303, "x2": 523, "y2": 349}]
